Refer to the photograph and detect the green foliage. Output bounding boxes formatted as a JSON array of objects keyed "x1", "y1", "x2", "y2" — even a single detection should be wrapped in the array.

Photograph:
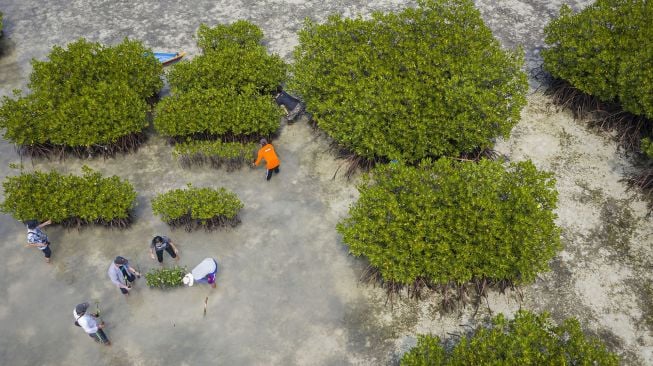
[
  {"x1": 642, "y1": 138, "x2": 653, "y2": 160},
  {"x1": 543, "y1": 0, "x2": 653, "y2": 119},
  {"x1": 400, "y1": 311, "x2": 619, "y2": 365},
  {"x1": 0, "y1": 38, "x2": 162, "y2": 150},
  {"x1": 337, "y1": 159, "x2": 560, "y2": 286},
  {"x1": 400, "y1": 335, "x2": 446, "y2": 365},
  {"x1": 30, "y1": 38, "x2": 162, "y2": 100},
  {"x1": 145, "y1": 266, "x2": 186, "y2": 288},
  {"x1": 0, "y1": 166, "x2": 136, "y2": 227},
  {"x1": 0, "y1": 12, "x2": 3, "y2": 36},
  {"x1": 154, "y1": 88, "x2": 281, "y2": 138},
  {"x1": 196, "y1": 20, "x2": 264, "y2": 52},
  {"x1": 1, "y1": 82, "x2": 146, "y2": 147},
  {"x1": 155, "y1": 21, "x2": 286, "y2": 140},
  {"x1": 167, "y1": 47, "x2": 285, "y2": 95},
  {"x1": 290, "y1": 0, "x2": 527, "y2": 162},
  {"x1": 173, "y1": 140, "x2": 257, "y2": 170},
  {"x1": 151, "y1": 185, "x2": 244, "y2": 230}
]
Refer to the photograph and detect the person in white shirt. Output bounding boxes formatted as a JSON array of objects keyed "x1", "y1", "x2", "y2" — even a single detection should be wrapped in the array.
[
  {"x1": 73, "y1": 302, "x2": 110, "y2": 345},
  {"x1": 183, "y1": 258, "x2": 218, "y2": 288}
]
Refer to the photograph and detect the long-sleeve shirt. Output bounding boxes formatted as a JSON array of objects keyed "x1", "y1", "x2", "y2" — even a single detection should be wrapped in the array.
[
  {"x1": 254, "y1": 144, "x2": 280, "y2": 169},
  {"x1": 191, "y1": 258, "x2": 218, "y2": 284},
  {"x1": 73, "y1": 309, "x2": 99, "y2": 334},
  {"x1": 107, "y1": 263, "x2": 129, "y2": 288}
]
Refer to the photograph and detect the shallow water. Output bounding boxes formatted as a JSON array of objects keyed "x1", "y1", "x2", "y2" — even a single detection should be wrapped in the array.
[{"x1": 4, "y1": 1, "x2": 649, "y2": 365}]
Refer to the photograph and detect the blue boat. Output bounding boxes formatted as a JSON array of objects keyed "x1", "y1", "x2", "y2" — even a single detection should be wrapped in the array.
[{"x1": 154, "y1": 51, "x2": 186, "y2": 66}]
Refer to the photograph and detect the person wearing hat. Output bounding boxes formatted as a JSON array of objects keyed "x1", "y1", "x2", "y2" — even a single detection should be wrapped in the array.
[
  {"x1": 252, "y1": 138, "x2": 280, "y2": 181},
  {"x1": 107, "y1": 256, "x2": 141, "y2": 295},
  {"x1": 25, "y1": 219, "x2": 53, "y2": 263},
  {"x1": 183, "y1": 258, "x2": 218, "y2": 288},
  {"x1": 73, "y1": 302, "x2": 110, "y2": 345},
  {"x1": 150, "y1": 235, "x2": 180, "y2": 264}
]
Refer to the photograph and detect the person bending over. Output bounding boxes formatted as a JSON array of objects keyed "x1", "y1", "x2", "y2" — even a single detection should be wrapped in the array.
[
  {"x1": 150, "y1": 235, "x2": 180, "y2": 264},
  {"x1": 183, "y1": 257, "x2": 218, "y2": 289},
  {"x1": 252, "y1": 138, "x2": 280, "y2": 181}
]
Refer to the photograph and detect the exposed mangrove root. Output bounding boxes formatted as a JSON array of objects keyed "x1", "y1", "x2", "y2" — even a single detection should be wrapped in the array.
[
  {"x1": 59, "y1": 213, "x2": 133, "y2": 230},
  {"x1": 546, "y1": 78, "x2": 652, "y2": 153},
  {"x1": 495, "y1": 278, "x2": 516, "y2": 294},
  {"x1": 459, "y1": 147, "x2": 500, "y2": 162},
  {"x1": 328, "y1": 142, "x2": 503, "y2": 180},
  {"x1": 166, "y1": 214, "x2": 241, "y2": 232},
  {"x1": 177, "y1": 153, "x2": 249, "y2": 171},
  {"x1": 546, "y1": 78, "x2": 605, "y2": 119},
  {"x1": 587, "y1": 112, "x2": 650, "y2": 154},
  {"x1": 359, "y1": 264, "x2": 385, "y2": 288},
  {"x1": 626, "y1": 167, "x2": 653, "y2": 213},
  {"x1": 329, "y1": 142, "x2": 384, "y2": 179},
  {"x1": 166, "y1": 131, "x2": 279, "y2": 146},
  {"x1": 547, "y1": 77, "x2": 653, "y2": 208},
  {"x1": 627, "y1": 168, "x2": 653, "y2": 197},
  {"x1": 474, "y1": 277, "x2": 489, "y2": 298},
  {"x1": 16, "y1": 132, "x2": 147, "y2": 160},
  {"x1": 359, "y1": 265, "x2": 519, "y2": 312}
]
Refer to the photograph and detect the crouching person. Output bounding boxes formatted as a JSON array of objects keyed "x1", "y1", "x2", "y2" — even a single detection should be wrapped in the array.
[
  {"x1": 73, "y1": 302, "x2": 110, "y2": 346},
  {"x1": 183, "y1": 258, "x2": 218, "y2": 288},
  {"x1": 274, "y1": 86, "x2": 305, "y2": 124}
]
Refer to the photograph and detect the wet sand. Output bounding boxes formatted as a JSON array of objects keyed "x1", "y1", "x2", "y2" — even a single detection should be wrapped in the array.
[{"x1": 0, "y1": 1, "x2": 651, "y2": 365}]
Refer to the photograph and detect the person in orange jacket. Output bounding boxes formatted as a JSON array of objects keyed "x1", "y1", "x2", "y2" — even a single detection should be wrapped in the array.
[{"x1": 252, "y1": 138, "x2": 280, "y2": 181}]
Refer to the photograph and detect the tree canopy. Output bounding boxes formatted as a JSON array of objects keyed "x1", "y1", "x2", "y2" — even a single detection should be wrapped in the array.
[
  {"x1": 543, "y1": 0, "x2": 653, "y2": 119},
  {"x1": 337, "y1": 159, "x2": 560, "y2": 287},
  {"x1": 291, "y1": 0, "x2": 527, "y2": 162},
  {"x1": 0, "y1": 38, "x2": 162, "y2": 155},
  {"x1": 154, "y1": 21, "x2": 285, "y2": 141},
  {"x1": 401, "y1": 311, "x2": 619, "y2": 365}
]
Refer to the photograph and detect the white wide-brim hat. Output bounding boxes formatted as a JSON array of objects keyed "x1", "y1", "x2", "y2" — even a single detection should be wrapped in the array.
[{"x1": 182, "y1": 273, "x2": 194, "y2": 286}]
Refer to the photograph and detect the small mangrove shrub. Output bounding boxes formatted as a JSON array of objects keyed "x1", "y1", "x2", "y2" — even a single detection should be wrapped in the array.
[
  {"x1": 171, "y1": 23, "x2": 286, "y2": 95},
  {"x1": 0, "y1": 38, "x2": 163, "y2": 158},
  {"x1": 151, "y1": 185, "x2": 244, "y2": 231},
  {"x1": 154, "y1": 87, "x2": 281, "y2": 140},
  {"x1": 401, "y1": 311, "x2": 619, "y2": 365},
  {"x1": 173, "y1": 140, "x2": 257, "y2": 171},
  {"x1": 196, "y1": 20, "x2": 264, "y2": 53},
  {"x1": 543, "y1": 0, "x2": 653, "y2": 119},
  {"x1": 0, "y1": 166, "x2": 136, "y2": 228},
  {"x1": 337, "y1": 159, "x2": 560, "y2": 307},
  {"x1": 145, "y1": 266, "x2": 186, "y2": 288},
  {"x1": 290, "y1": 0, "x2": 527, "y2": 163},
  {"x1": 544, "y1": 1, "x2": 653, "y2": 210},
  {"x1": 154, "y1": 21, "x2": 285, "y2": 142}
]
